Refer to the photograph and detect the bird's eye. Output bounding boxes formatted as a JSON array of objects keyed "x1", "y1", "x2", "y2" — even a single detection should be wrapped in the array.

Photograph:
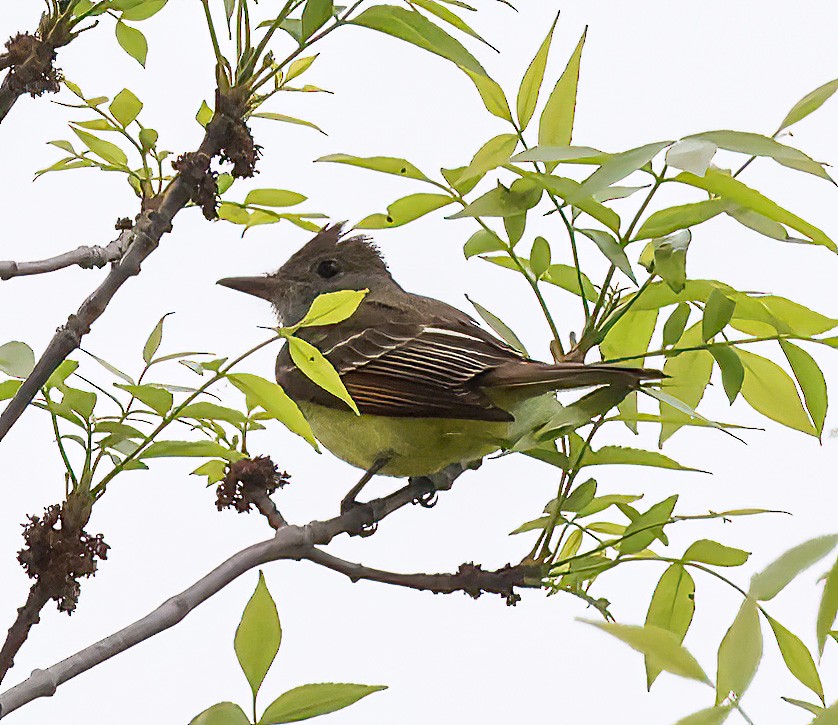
[{"x1": 315, "y1": 259, "x2": 341, "y2": 279}]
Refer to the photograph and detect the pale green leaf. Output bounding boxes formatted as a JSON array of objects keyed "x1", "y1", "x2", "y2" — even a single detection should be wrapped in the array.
[
  {"x1": 115, "y1": 383, "x2": 172, "y2": 415},
  {"x1": 709, "y1": 345, "x2": 744, "y2": 404},
  {"x1": 72, "y1": 128, "x2": 128, "y2": 166},
  {"x1": 702, "y1": 288, "x2": 735, "y2": 341},
  {"x1": 245, "y1": 189, "x2": 307, "y2": 207},
  {"x1": 252, "y1": 112, "x2": 325, "y2": 134},
  {"x1": 538, "y1": 30, "x2": 585, "y2": 153},
  {"x1": 576, "y1": 141, "x2": 672, "y2": 200},
  {"x1": 577, "y1": 228, "x2": 636, "y2": 284},
  {"x1": 634, "y1": 199, "x2": 726, "y2": 241},
  {"x1": 260, "y1": 683, "x2": 387, "y2": 724},
  {"x1": 189, "y1": 702, "x2": 250, "y2": 725},
  {"x1": 463, "y1": 229, "x2": 505, "y2": 258},
  {"x1": 455, "y1": 133, "x2": 518, "y2": 184},
  {"x1": 236, "y1": 571, "x2": 281, "y2": 698},
  {"x1": 140, "y1": 440, "x2": 244, "y2": 461},
  {"x1": 143, "y1": 313, "x2": 169, "y2": 364},
  {"x1": 296, "y1": 289, "x2": 368, "y2": 328},
  {"x1": 662, "y1": 303, "x2": 690, "y2": 347},
  {"x1": 683, "y1": 540, "x2": 750, "y2": 567},
  {"x1": 0, "y1": 341, "x2": 35, "y2": 378},
  {"x1": 817, "y1": 556, "x2": 838, "y2": 656},
  {"x1": 466, "y1": 296, "x2": 527, "y2": 355},
  {"x1": 109, "y1": 88, "x2": 142, "y2": 127},
  {"x1": 582, "y1": 621, "x2": 709, "y2": 684},
  {"x1": 767, "y1": 616, "x2": 823, "y2": 702},
  {"x1": 780, "y1": 340, "x2": 827, "y2": 437},
  {"x1": 778, "y1": 78, "x2": 838, "y2": 132},
  {"x1": 301, "y1": 0, "x2": 333, "y2": 41},
  {"x1": 357, "y1": 193, "x2": 452, "y2": 229},
  {"x1": 115, "y1": 21, "x2": 148, "y2": 67},
  {"x1": 749, "y1": 534, "x2": 838, "y2": 601},
  {"x1": 716, "y1": 597, "x2": 762, "y2": 704},
  {"x1": 315, "y1": 153, "x2": 431, "y2": 182},
  {"x1": 672, "y1": 707, "x2": 732, "y2": 725},
  {"x1": 461, "y1": 67, "x2": 511, "y2": 122}
]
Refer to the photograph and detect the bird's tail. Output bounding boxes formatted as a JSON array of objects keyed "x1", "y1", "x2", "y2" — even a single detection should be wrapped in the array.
[{"x1": 481, "y1": 361, "x2": 661, "y2": 392}]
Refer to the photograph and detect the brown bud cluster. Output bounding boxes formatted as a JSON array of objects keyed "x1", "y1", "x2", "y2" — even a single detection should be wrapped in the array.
[
  {"x1": 216, "y1": 456, "x2": 290, "y2": 514},
  {"x1": 3, "y1": 33, "x2": 61, "y2": 97},
  {"x1": 17, "y1": 504, "x2": 109, "y2": 614},
  {"x1": 219, "y1": 120, "x2": 262, "y2": 179},
  {"x1": 171, "y1": 151, "x2": 219, "y2": 220}
]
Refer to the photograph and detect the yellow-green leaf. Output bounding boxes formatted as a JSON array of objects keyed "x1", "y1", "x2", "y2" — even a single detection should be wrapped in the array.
[
  {"x1": 582, "y1": 621, "x2": 710, "y2": 684},
  {"x1": 315, "y1": 153, "x2": 431, "y2": 182},
  {"x1": 357, "y1": 193, "x2": 452, "y2": 228},
  {"x1": 778, "y1": 78, "x2": 838, "y2": 132},
  {"x1": 296, "y1": 289, "x2": 368, "y2": 328},
  {"x1": 287, "y1": 337, "x2": 358, "y2": 414},
  {"x1": 245, "y1": 189, "x2": 307, "y2": 207},
  {"x1": 140, "y1": 440, "x2": 245, "y2": 461},
  {"x1": 538, "y1": 30, "x2": 585, "y2": 155},
  {"x1": 716, "y1": 597, "x2": 762, "y2": 704},
  {"x1": 683, "y1": 539, "x2": 750, "y2": 567},
  {"x1": 461, "y1": 67, "x2": 511, "y2": 122},
  {"x1": 227, "y1": 373, "x2": 318, "y2": 449},
  {"x1": 236, "y1": 571, "x2": 281, "y2": 698},
  {"x1": 455, "y1": 133, "x2": 518, "y2": 184},
  {"x1": 738, "y1": 349, "x2": 816, "y2": 435},
  {"x1": 644, "y1": 564, "x2": 695, "y2": 689},
  {"x1": 817, "y1": 556, "x2": 838, "y2": 656},
  {"x1": 72, "y1": 128, "x2": 128, "y2": 166},
  {"x1": 189, "y1": 702, "x2": 250, "y2": 725},
  {"x1": 749, "y1": 534, "x2": 838, "y2": 601},
  {"x1": 517, "y1": 14, "x2": 557, "y2": 130},
  {"x1": 115, "y1": 21, "x2": 148, "y2": 67},
  {"x1": 767, "y1": 616, "x2": 823, "y2": 703},
  {"x1": 634, "y1": 199, "x2": 726, "y2": 241},
  {"x1": 660, "y1": 324, "x2": 713, "y2": 443},
  {"x1": 780, "y1": 340, "x2": 827, "y2": 437},
  {"x1": 260, "y1": 683, "x2": 386, "y2": 724},
  {"x1": 0, "y1": 341, "x2": 35, "y2": 378},
  {"x1": 702, "y1": 288, "x2": 735, "y2": 341},
  {"x1": 109, "y1": 88, "x2": 142, "y2": 127}
]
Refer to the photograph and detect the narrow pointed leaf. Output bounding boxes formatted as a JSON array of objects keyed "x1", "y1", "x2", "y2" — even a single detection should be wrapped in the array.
[
  {"x1": 767, "y1": 616, "x2": 823, "y2": 702},
  {"x1": 517, "y1": 14, "x2": 557, "y2": 130},
  {"x1": 538, "y1": 30, "x2": 585, "y2": 154},
  {"x1": 316, "y1": 153, "x2": 431, "y2": 182},
  {"x1": 236, "y1": 572, "x2": 281, "y2": 698},
  {"x1": 287, "y1": 336, "x2": 359, "y2": 414},
  {"x1": 644, "y1": 564, "x2": 695, "y2": 688},
  {"x1": 634, "y1": 199, "x2": 726, "y2": 241},
  {"x1": 817, "y1": 556, "x2": 838, "y2": 656},
  {"x1": 683, "y1": 540, "x2": 750, "y2": 567},
  {"x1": 577, "y1": 228, "x2": 636, "y2": 283},
  {"x1": 778, "y1": 78, "x2": 838, "y2": 132},
  {"x1": 779, "y1": 340, "x2": 827, "y2": 436},
  {"x1": 749, "y1": 534, "x2": 838, "y2": 601},
  {"x1": 260, "y1": 683, "x2": 387, "y2": 724},
  {"x1": 716, "y1": 597, "x2": 762, "y2": 704},
  {"x1": 466, "y1": 297, "x2": 528, "y2": 355}
]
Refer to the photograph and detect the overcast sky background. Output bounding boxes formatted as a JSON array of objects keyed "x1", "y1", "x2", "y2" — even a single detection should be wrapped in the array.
[{"x1": 2, "y1": 2, "x2": 838, "y2": 723}]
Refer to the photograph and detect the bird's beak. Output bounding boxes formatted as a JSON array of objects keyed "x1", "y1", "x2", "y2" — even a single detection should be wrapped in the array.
[{"x1": 216, "y1": 275, "x2": 278, "y2": 302}]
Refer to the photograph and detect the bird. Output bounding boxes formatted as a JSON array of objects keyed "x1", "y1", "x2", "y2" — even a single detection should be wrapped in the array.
[{"x1": 218, "y1": 224, "x2": 660, "y2": 494}]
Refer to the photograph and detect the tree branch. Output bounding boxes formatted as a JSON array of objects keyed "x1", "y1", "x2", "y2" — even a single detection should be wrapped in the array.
[
  {"x1": 304, "y1": 549, "x2": 541, "y2": 603},
  {"x1": 0, "y1": 229, "x2": 132, "y2": 281},
  {"x1": 0, "y1": 97, "x2": 244, "y2": 443},
  {"x1": 0, "y1": 467, "x2": 470, "y2": 716},
  {"x1": 0, "y1": 585, "x2": 50, "y2": 686}
]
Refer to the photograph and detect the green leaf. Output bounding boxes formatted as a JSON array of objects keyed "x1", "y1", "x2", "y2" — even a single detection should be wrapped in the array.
[
  {"x1": 577, "y1": 228, "x2": 636, "y2": 284},
  {"x1": 121, "y1": 0, "x2": 168, "y2": 21},
  {"x1": 63, "y1": 387, "x2": 97, "y2": 419},
  {"x1": 619, "y1": 495, "x2": 678, "y2": 554},
  {"x1": 296, "y1": 290, "x2": 368, "y2": 328},
  {"x1": 709, "y1": 345, "x2": 744, "y2": 404},
  {"x1": 357, "y1": 193, "x2": 452, "y2": 228},
  {"x1": 780, "y1": 340, "x2": 827, "y2": 437},
  {"x1": 767, "y1": 616, "x2": 823, "y2": 702},
  {"x1": 0, "y1": 380, "x2": 22, "y2": 401},
  {"x1": 529, "y1": 236, "x2": 551, "y2": 279},
  {"x1": 543, "y1": 264, "x2": 597, "y2": 301},
  {"x1": 45, "y1": 360, "x2": 78, "y2": 389},
  {"x1": 114, "y1": 383, "x2": 172, "y2": 415},
  {"x1": 579, "y1": 444, "x2": 702, "y2": 472},
  {"x1": 260, "y1": 683, "x2": 387, "y2": 724},
  {"x1": 315, "y1": 154, "x2": 431, "y2": 182},
  {"x1": 177, "y1": 402, "x2": 248, "y2": 424},
  {"x1": 683, "y1": 540, "x2": 749, "y2": 567},
  {"x1": 672, "y1": 707, "x2": 732, "y2": 725},
  {"x1": 189, "y1": 702, "x2": 250, "y2": 725},
  {"x1": 143, "y1": 313, "x2": 169, "y2": 364},
  {"x1": 716, "y1": 597, "x2": 762, "y2": 704},
  {"x1": 463, "y1": 229, "x2": 505, "y2": 258},
  {"x1": 659, "y1": 324, "x2": 713, "y2": 443},
  {"x1": 109, "y1": 88, "x2": 143, "y2": 127},
  {"x1": 702, "y1": 289, "x2": 735, "y2": 341},
  {"x1": 196, "y1": 100, "x2": 213, "y2": 128},
  {"x1": 738, "y1": 349, "x2": 816, "y2": 436},
  {"x1": 236, "y1": 571, "x2": 281, "y2": 699},
  {"x1": 191, "y1": 459, "x2": 228, "y2": 485},
  {"x1": 411, "y1": 0, "x2": 493, "y2": 49},
  {"x1": 561, "y1": 478, "x2": 597, "y2": 512},
  {"x1": 581, "y1": 621, "x2": 709, "y2": 685},
  {"x1": 74, "y1": 119, "x2": 117, "y2": 131},
  {"x1": 529, "y1": 174, "x2": 620, "y2": 233},
  {"x1": 516, "y1": 13, "x2": 557, "y2": 130},
  {"x1": 662, "y1": 303, "x2": 690, "y2": 347},
  {"x1": 0, "y1": 341, "x2": 35, "y2": 378},
  {"x1": 749, "y1": 534, "x2": 838, "y2": 601},
  {"x1": 72, "y1": 128, "x2": 128, "y2": 167},
  {"x1": 461, "y1": 67, "x2": 511, "y2": 122},
  {"x1": 634, "y1": 199, "x2": 726, "y2": 241},
  {"x1": 778, "y1": 78, "x2": 838, "y2": 132},
  {"x1": 512, "y1": 145, "x2": 609, "y2": 165},
  {"x1": 466, "y1": 297, "x2": 528, "y2": 355},
  {"x1": 600, "y1": 309, "x2": 658, "y2": 364},
  {"x1": 351, "y1": 5, "x2": 485, "y2": 75},
  {"x1": 538, "y1": 30, "x2": 585, "y2": 154},
  {"x1": 252, "y1": 112, "x2": 325, "y2": 134},
  {"x1": 576, "y1": 141, "x2": 672, "y2": 200},
  {"x1": 817, "y1": 556, "x2": 838, "y2": 656},
  {"x1": 782, "y1": 698, "x2": 824, "y2": 716},
  {"x1": 644, "y1": 564, "x2": 695, "y2": 688},
  {"x1": 139, "y1": 127, "x2": 158, "y2": 152},
  {"x1": 245, "y1": 189, "x2": 307, "y2": 207},
  {"x1": 455, "y1": 133, "x2": 518, "y2": 185},
  {"x1": 652, "y1": 230, "x2": 691, "y2": 293},
  {"x1": 687, "y1": 130, "x2": 833, "y2": 182},
  {"x1": 448, "y1": 181, "x2": 540, "y2": 219},
  {"x1": 140, "y1": 440, "x2": 244, "y2": 461},
  {"x1": 673, "y1": 169, "x2": 836, "y2": 252},
  {"x1": 301, "y1": 0, "x2": 333, "y2": 40},
  {"x1": 287, "y1": 336, "x2": 358, "y2": 414},
  {"x1": 115, "y1": 21, "x2": 148, "y2": 67},
  {"x1": 227, "y1": 373, "x2": 318, "y2": 449}
]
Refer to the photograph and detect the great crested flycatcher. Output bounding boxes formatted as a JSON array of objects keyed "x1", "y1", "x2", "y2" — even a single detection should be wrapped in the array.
[{"x1": 218, "y1": 224, "x2": 659, "y2": 480}]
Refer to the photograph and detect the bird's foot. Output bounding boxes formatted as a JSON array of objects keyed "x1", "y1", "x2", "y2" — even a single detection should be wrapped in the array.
[{"x1": 340, "y1": 454, "x2": 392, "y2": 514}]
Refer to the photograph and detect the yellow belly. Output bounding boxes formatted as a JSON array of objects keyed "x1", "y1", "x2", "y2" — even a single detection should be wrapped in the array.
[{"x1": 298, "y1": 402, "x2": 510, "y2": 477}]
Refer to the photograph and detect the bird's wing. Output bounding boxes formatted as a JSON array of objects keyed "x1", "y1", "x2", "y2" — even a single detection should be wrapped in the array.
[{"x1": 276, "y1": 302, "x2": 525, "y2": 421}]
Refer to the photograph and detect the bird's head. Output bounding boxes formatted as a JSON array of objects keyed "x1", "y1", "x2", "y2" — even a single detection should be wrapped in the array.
[{"x1": 217, "y1": 223, "x2": 399, "y2": 325}]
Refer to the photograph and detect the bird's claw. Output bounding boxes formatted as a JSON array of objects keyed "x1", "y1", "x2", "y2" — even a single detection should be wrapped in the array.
[{"x1": 415, "y1": 489, "x2": 438, "y2": 508}]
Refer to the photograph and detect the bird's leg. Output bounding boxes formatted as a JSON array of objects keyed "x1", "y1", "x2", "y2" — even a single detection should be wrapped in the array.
[{"x1": 341, "y1": 454, "x2": 393, "y2": 514}]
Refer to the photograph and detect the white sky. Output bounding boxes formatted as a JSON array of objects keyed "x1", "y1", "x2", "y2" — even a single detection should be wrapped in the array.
[{"x1": 2, "y1": 2, "x2": 838, "y2": 724}]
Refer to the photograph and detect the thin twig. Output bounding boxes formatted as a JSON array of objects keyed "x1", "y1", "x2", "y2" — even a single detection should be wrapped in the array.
[{"x1": 0, "y1": 231, "x2": 131, "y2": 281}]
